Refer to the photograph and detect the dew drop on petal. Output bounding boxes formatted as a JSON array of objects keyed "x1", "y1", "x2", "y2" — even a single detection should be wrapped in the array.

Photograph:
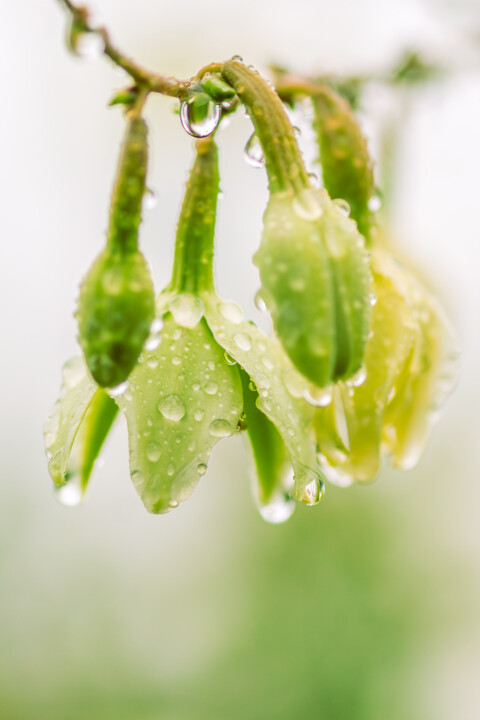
[
  {"x1": 333, "y1": 198, "x2": 351, "y2": 217},
  {"x1": 292, "y1": 188, "x2": 323, "y2": 220},
  {"x1": 143, "y1": 188, "x2": 158, "y2": 210},
  {"x1": 345, "y1": 365, "x2": 367, "y2": 388},
  {"x1": 168, "y1": 294, "x2": 205, "y2": 328},
  {"x1": 194, "y1": 408, "x2": 205, "y2": 422},
  {"x1": 234, "y1": 332, "x2": 252, "y2": 351},
  {"x1": 303, "y1": 384, "x2": 332, "y2": 407},
  {"x1": 197, "y1": 463, "x2": 207, "y2": 476},
  {"x1": 209, "y1": 419, "x2": 234, "y2": 438},
  {"x1": 204, "y1": 381, "x2": 218, "y2": 395},
  {"x1": 219, "y1": 301, "x2": 244, "y2": 324},
  {"x1": 146, "y1": 442, "x2": 161, "y2": 462},
  {"x1": 224, "y1": 351, "x2": 237, "y2": 366},
  {"x1": 54, "y1": 474, "x2": 83, "y2": 507},
  {"x1": 157, "y1": 394, "x2": 185, "y2": 422},
  {"x1": 258, "y1": 494, "x2": 295, "y2": 524},
  {"x1": 254, "y1": 290, "x2": 267, "y2": 313},
  {"x1": 108, "y1": 380, "x2": 129, "y2": 397}
]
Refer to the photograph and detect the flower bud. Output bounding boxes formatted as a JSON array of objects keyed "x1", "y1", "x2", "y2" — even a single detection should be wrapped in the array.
[
  {"x1": 77, "y1": 114, "x2": 154, "y2": 387},
  {"x1": 77, "y1": 249, "x2": 155, "y2": 387},
  {"x1": 254, "y1": 187, "x2": 372, "y2": 388}
]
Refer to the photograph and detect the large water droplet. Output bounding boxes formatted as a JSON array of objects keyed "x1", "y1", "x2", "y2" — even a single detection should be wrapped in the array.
[
  {"x1": 146, "y1": 442, "x2": 161, "y2": 462},
  {"x1": 197, "y1": 463, "x2": 207, "y2": 476},
  {"x1": 54, "y1": 474, "x2": 83, "y2": 507},
  {"x1": 145, "y1": 317, "x2": 164, "y2": 351},
  {"x1": 168, "y1": 294, "x2": 204, "y2": 328},
  {"x1": 224, "y1": 351, "x2": 237, "y2": 366},
  {"x1": 219, "y1": 301, "x2": 244, "y2": 324},
  {"x1": 258, "y1": 494, "x2": 295, "y2": 524},
  {"x1": 345, "y1": 365, "x2": 367, "y2": 388},
  {"x1": 292, "y1": 188, "x2": 323, "y2": 220},
  {"x1": 73, "y1": 30, "x2": 105, "y2": 60},
  {"x1": 244, "y1": 133, "x2": 265, "y2": 168},
  {"x1": 209, "y1": 419, "x2": 234, "y2": 438},
  {"x1": 180, "y1": 96, "x2": 221, "y2": 138},
  {"x1": 204, "y1": 381, "x2": 218, "y2": 395},
  {"x1": 300, "y1": 471, "x2": 325, "y2": 506},
  {"x1": 108, "y1": 380, "x2": 129, "y2": 397},
  {"x1": 234, "y1": 332, "x2": 252, "y2": 351},
  {"x1": 62, "y1": 356, "x2": 86, "y2": 389},
  {"x1": 157, "y1": 394, "x2": 185, "y2": 422},
  {"x1": 303, "y1": 384, "x2": 332, "y2": 407}
]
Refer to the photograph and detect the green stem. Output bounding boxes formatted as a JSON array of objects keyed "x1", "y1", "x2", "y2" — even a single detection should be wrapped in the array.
[
  {"x1": 221, "y1": 61, "x2": 310, "y2": 195},
  {"x1": 106, "y1": 113, "x2": 149, "y2": 255},
  {"x1": 169, "y1": 137, "x2": 219, "y2": 294}
]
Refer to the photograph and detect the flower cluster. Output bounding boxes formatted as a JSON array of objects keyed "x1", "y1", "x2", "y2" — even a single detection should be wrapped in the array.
[{"x1": 44, "y1": 60, "x2": 457, "y2": 522}]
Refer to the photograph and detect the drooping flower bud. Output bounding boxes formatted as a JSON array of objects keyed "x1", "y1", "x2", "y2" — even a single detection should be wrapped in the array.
[
  {"x1": 76, "y1": 114, "x2": 155, "y2": 388},
  {"x1": 220, "y1": 61, "x2": 373, "y2": 388}
]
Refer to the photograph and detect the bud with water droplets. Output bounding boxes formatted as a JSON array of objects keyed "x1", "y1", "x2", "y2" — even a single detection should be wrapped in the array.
[
  {"x1": 77, "y1": 113, "x2": 155, "y2": 388},
  {"x1": 220, "y1": 61, "x2": 372, "y2": 389}
]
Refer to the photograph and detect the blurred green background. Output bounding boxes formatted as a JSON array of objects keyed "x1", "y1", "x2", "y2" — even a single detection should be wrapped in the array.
[{"x1": 2, "y1": 0, "x2": 480, "y2": 718}]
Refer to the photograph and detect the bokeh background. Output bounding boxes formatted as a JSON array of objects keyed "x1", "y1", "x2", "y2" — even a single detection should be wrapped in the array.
[{"x1": 2, "y1": 0, "x2": 480, "y2": 718}]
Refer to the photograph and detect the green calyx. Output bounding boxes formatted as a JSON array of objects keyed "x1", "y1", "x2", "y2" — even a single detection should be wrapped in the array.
[{"x1": 77, "y1": 112, "x2": 155, "y2": 387}]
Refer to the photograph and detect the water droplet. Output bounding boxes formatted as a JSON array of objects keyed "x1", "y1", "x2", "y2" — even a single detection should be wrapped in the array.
[
  {"x1": 145, "y1": 317, "x2": 164, "y2": 351},
  {"x1": 248, "y1": 379, "x2": 257, "y2": 392},
  {"x1": 169, "y1": 499, "x2": 179, "y2": 507},
  {"x1": 180, "y1": 96, "x2": 221, "y2": 138},
  {"x1": 73, "y1": 30, "x2": 105, "y2": 60},
  {"x1": 234, "y1": 332, "x2": 252, "y2": 351},
  {"x1": 224, "y1": 351, "x2": 237, "y2": 366},
  {"x1": 254, "y1": 290, "x2": 267, "y2": 312},
  {"x1": 147, "y1": 357, "x2": 159, "y2": 369},
  {"x1": 209, "y1": 419, "x2": 234, "y2": 438},
  {"x1": 144, "y1": 188, "x2": 158, "y2": 210},
  {"x1": 300, "y1": 472, "x2": 325, "y2": 506},
  {"x1": 194, "y1": 408, "x2": 205, "y2": 422},
  {"x1": 258, "y1": 494, "x2": 295, "y2": 524},
  {"x1": 308, "y1": 172, "x2": 320, "y2": 188},
  {"x1": 333, "y1": 198, "x2": 351, "y2": 217},
  {"x1": 303, "y1": 384, "x2": 332, "y2": 407},
  {"x1": 368, "y1": 194, "x2": 382, "y2": 212},
  {"x1": 172, "y1": 356, "x2": 182, "y2": 366},
  {"x1": 157, "y1": 394, "x2": 185, "y2": 422},
  {"x1": 146, "y1": 442, "x2": 161, "y2": 462},
  {"x1": 108, "y1": 380, "x2": 129, "y2": 397},
  {"x1": 101, "y1": 266, "x2": 123, "y2": 295},
  {"x1": 167, "y1": 464, "x2": 175, "y2": 477},
  {"x1": 289, "y1": 277, "x2": 306, "y2": 292},
  {"x1": 261, "y1": 356, "x2": 274, "y2": 370},
  {"x1": 204, "y1": 381, "x2": 218, "y2": 395},
  {"x1": 197, "y1": 463, "x2": 207, "y2": 476},
  {"x1": 219, "y1": 301, "x2": 244, "y2": 324},
  {"x1": 54, "y1": 475, "x2": 83, "y2": 507},
  {"x1": 168, "y1": 294, "x2": 204, "y2": 328},
  {"x1": 244, "y1": 133, "x2": 264, "y2": 168},
  {"x1": 292, "y1": 188, "x2": 323, "y2": 220},
  {"x1": 369, "y1": 293, "x2": 378, "y2": 307},
  {"x1": 231, "y1": 54, "x2": 244, "y2": 63},
  {"x1": 345, "y1": 366, "x2": 367, "y2": 388},
  {"x1": 62, "y1": 356, "x2": 86, "y2": 389}
]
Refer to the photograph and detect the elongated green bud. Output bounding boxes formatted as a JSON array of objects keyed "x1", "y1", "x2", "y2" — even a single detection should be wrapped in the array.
[
  {"x1": 311, "y1": 85, "x2": 375, "y2": 241},
  {"x1": 77, "y1": 114, "x2": 155, "y2": 388},
  {"x1": 221, "y1": 62, "x2": 372, "y2": 388}
]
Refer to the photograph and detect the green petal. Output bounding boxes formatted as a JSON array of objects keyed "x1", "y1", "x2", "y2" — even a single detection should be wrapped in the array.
[
  {"x1": 315, "y1": 250, "x2": 417, "y2": 483},
  {"x1": 382, "y1": 258, "x2": 459, "y2": 470},
  {"x1": 239, "y1": 368, "x2": 295, "y2": 523},
  {"x1": 44, "y1": 356, "x2": 118, "y2": 493},
  {"x1": 202, "y1": 293, "x2": 323, "y2": 505},
  {"x1": 116, "y1": 311, "x2": 243, "y2": 514}
]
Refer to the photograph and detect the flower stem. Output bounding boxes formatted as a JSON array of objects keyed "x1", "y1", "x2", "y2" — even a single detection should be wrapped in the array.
[
  {"x1": 221, "y1": 61, "x2": 310, "y2": 195},
  {"x1": 169, "y1": 137, "x2": 219, "y2": 294}
]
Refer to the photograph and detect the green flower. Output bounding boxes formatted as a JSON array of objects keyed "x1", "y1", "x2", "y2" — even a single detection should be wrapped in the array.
[
  {"x1": 45, "y1": 137, "x2": 322, "y2": 516},
  {"x1": 314, "y1": 248, "x2": 458, "y2": 484}
]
